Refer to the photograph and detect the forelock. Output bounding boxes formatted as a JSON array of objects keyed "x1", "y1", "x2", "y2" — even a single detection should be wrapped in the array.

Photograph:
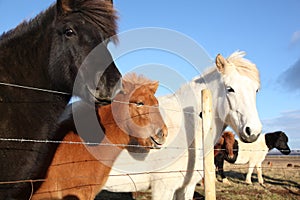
[
  {"x1": 123, "y1": 73, "x2": 156, "y2": 86},
  {"x1": 71, "y1": 0, "x2": 118, "y2": 43},
  {"x1": 227, "y1": 51, "x2": 260, "y2": 87}
]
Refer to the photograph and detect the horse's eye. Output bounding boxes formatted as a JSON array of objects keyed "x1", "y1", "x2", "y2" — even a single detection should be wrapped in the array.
[
  {"x1": 256, "y1": 89, "x2": 259, "y2": 93},
  {"x1": 226, "y1": 86, "x2": 235, "y2": 93},
  {"x1": 136, "y1": 102, "x2": 144, "y2": 107},
  {"x1": 64, "y1": 28, "x2": 75, "y2": 38}
]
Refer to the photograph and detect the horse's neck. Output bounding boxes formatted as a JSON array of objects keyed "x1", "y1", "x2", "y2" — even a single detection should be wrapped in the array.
[
  {"x1": 0, "y1": 5, "x2": 55, "y2": 87},
  {"x1": 197, "y1": 68, "x2": 228, "y2": 143},
  {"x1": 98, "y1": 105, "x2": 129, "y2": 148},
  {"x1": 172, "y1": 68, "x2": 220, "y2": 112},
  {"x1": 256, "y1": 134, "x2": 268, "y2": 150},
  {"x1": 237, "y1": 134, "x2": 266, "y2": 150},
  {"x1": 81, "y1": 105, "x2": 126, "y2": 168},
  {"x1": 264, "y1": 134, "x2": 275, "y2": 150},
  {"x1": 164, "y1": 68, "x2": 226, "y2": 145}
]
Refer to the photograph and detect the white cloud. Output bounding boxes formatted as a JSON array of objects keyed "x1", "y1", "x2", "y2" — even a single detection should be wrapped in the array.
[{"x1": 290, "y1": 30, "x2": 300, "y2": 45}]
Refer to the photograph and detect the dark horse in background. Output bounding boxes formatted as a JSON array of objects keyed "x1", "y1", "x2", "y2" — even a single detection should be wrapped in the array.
[{"x1": 0, "y1": 0, "x2": 121, "y2": 199}]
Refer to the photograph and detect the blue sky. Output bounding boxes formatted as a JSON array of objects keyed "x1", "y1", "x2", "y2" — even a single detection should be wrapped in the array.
[{"x1": 1, "y1": 0, "x2": 300, "y2": 149}]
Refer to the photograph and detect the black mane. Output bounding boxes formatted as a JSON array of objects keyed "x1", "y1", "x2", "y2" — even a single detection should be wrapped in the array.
[
  {"x1": 69, "y1": 0, "x2": 118, "y2": 43},
  {"x1": 1, "y1": 0, "x2": 117, "y2": 44}
]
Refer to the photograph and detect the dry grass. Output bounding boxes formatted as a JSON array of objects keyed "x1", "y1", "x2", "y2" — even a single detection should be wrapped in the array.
[
  {"x1": 196, "y1": 156, "x2": 300, "y2": 200},
  {"x1": 96, "y1": 156, "x2": 300, "y2": 200}
]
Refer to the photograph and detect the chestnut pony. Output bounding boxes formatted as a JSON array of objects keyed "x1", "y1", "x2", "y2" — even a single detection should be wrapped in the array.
[
  {"x1": 32, "y1": 73, "x2": 168, "y2": 200},
  {"x1": 214, "y1": 131, "x2": 236, "y2": 158}
]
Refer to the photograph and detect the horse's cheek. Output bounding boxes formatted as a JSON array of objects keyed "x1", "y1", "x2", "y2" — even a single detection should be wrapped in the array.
[{"x1": 135, "y1": 113, "x2": 148, "y2": 127}]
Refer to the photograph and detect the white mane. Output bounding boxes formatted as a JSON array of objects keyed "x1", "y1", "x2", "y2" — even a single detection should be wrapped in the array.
[{"x1": 227, "y1": 51, "x2": 260, "y2": 86}]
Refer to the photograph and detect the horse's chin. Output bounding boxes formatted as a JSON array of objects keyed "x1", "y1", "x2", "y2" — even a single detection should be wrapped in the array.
[
  {"x1": 127, "y1": 151, "x2": 150, "y2": 161},
  {"x1": 150, "y1": 136, "x2": 164, "y2": 149},
  {"x1": 228, "y1": 154, "x2": 234, "y2": 159},
  {"x1": 281, "y1": 149, "x2": 291, "y2": 155},
  {"x1": 240, "y1": 133, "x2": 260, "y2": 143},
  {"x1": 86, "y1": 86, "x2": 112, "y2": 105},
  {"x1": 94, "y1": 97, "x2": 112, "y2": 105}
]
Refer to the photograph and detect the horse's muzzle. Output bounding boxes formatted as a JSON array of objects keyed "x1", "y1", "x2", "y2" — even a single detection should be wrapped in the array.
[{"x1": 151, "y1": 126, "x2": 168, "y2": 148}]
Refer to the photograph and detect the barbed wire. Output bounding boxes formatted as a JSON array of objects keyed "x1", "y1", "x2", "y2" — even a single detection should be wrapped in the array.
[
  {"x1": 0, "y1": 169, "x2": 205, "y2": 185},
  {"x1": 0, "y1": 137, "x2": 202, "y2": 150},
  {"x1": 0, "y1": 165, "x2": 298, "y2": 186},
  {"x1": 217, "y1": 166, "x2": 300, "y2": 171},
  {"x1": 0, "y1": 81, "x2": 205, "y2": 116},
  {"x1": 214, "y1": 148, "x2": 296, "y2": 153},
  {"x1": 0, "y1": 82, "x2": 71, "y2": 96},
  {"x1": 0, "y1": 137, "x2": 299, "y2": 153}
]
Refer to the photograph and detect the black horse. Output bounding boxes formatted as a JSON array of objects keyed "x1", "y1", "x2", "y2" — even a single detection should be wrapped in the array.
[{"x1": 0, "y1": 0, "x2": 121, "y2": 199}]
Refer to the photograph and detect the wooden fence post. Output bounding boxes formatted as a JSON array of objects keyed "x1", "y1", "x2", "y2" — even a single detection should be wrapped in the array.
[{"x1": 201, "y1": 89, "x2": 216, "y2": 200}]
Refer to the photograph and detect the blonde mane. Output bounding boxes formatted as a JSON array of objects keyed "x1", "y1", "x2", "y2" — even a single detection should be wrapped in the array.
[
  {"x1": 227, "y1": 51, "x2": 260, "y2": 86},
  {"x1": 123, "y1": 73, "x2": 157, "y2": 86}
]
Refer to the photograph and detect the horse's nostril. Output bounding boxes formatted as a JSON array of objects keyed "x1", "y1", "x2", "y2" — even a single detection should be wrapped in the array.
[
  {"x1": 245, "y1": 127, "x2": 251, "y2": 136},
  {"x1": 157, "y1": 129, "x2": 164, "y2": 138}
]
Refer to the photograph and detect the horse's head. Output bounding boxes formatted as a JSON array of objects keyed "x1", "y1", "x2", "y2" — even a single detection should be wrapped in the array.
[
  {"x1": 215, "y1": 51, "x2": 262, "y2": 143},
  {"x1": 111, "y1": 73, "x2": 168, "y2": 153},
  {"x1": 222, "y1": 131, "x2": 235, "y2": 159},
  {"x1": 265, "y1": 131, "x2": 291, "y2": 155},
  {"x1": 49, "y1": 0, "x2": 121, "y2": 104}
]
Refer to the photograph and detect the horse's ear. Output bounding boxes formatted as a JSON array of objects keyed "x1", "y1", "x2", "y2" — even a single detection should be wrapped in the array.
[
  {"x1": 224, "y1": 131, "x2": 233, "y2": 138},
  {"x1": 217, "y1": 137, "x2": 224, "y2": 146},
  {"x1": 148, "y1": 81, "x2": 159, "y2": 93},
  {"x1": 121, "y1": 80, "x2": 131, "y2": 95},
  {"x1": 57, "y1": 0, "x2": 76, "y2": 15},
  {"x1": 216, "y1": 54, "x2": 227, "y2": 74}
]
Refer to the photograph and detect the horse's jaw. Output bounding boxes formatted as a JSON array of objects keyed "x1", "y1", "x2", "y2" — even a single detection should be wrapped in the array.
[
  {"x1": 222, "y1": 108, "x2": 262, "y2": 143},
  {"x1": 240, "y1": 133, "x2": 260, "y2": 143},
  {"x1": 224, "y1": 123, "x2": 260, "y2": 143}
]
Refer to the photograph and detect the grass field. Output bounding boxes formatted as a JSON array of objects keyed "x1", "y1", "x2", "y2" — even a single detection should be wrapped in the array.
[
  {"x1": 195, "y1": 155, "x2": 300, "y2": 200},
  {"x1": 96, "y1": 156, "x2": 300, "y2": 200}
]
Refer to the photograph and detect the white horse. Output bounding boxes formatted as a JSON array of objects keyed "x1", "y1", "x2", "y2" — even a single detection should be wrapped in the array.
[{"x1": 102, "y1": 51, "x2": 262, "y2": 199}]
